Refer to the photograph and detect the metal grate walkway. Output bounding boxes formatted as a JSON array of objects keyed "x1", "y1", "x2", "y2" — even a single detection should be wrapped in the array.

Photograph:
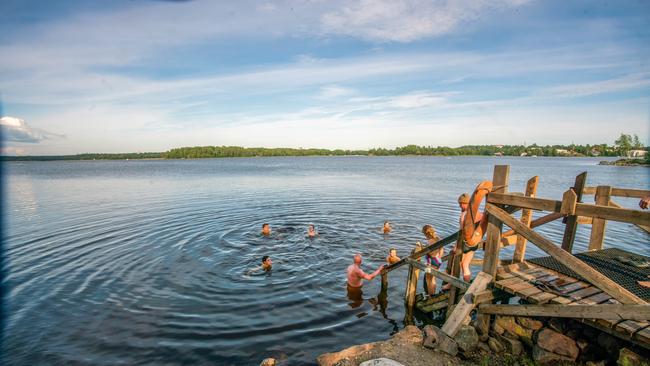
[{"x1": 528, "y1": 248, "x2": 650, "y2": 301}]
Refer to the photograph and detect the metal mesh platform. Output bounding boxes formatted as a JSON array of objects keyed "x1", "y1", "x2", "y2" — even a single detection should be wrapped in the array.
[{"x1": 528, "y1": 248, "x2": 650, "y2": 301}]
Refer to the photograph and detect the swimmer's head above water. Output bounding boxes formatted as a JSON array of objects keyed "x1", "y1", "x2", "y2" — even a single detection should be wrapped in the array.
[
  {"x1": 308, "y1": 225, "x2": 317, "y2": 237},
  {"x1": 383, "y1": 221, "x2": 391, "y2": 233},
  {"x1": 261, "y1": 223, "x2": 271, "y2": 236},
  {"x1": 261, "y1": 255, "x2": 272, "y2": 271}
]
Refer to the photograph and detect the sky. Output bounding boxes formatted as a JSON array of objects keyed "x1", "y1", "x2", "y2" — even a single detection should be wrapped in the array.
[{"x1": 0, "y1": 0, "x2": 649, "y2": 155}]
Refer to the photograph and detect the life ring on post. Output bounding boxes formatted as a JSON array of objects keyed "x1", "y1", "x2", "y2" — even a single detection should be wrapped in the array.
[{"x1": 462, "y1": 180, "x2": 493, "y2": 247}]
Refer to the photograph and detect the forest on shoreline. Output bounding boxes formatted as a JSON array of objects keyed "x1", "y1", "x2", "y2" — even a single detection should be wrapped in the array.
[{"x1": 3, "y1": 143, "x2": 646, "y2": 161}]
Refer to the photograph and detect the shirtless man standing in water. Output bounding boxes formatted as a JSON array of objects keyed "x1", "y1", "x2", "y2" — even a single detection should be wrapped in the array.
[{"x1": 347, "y1": 254, "x2": 384, "y2": 288}]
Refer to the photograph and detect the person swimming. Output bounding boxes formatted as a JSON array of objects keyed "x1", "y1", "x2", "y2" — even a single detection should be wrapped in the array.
[
  {"x1": 261, "y1": 223, "x2": 271, "y2": 236},
  {"x1": 307, "y1": 224, "x2": 318, "y2": 237},
  {"x1": 382, "y1": 221, "x2": 392, "y2": 234},
  {"x1": 386, "y1": 248, "x2": 401, "y2": 264},
  {"x1": 261, "y1": 255, "x2": 272, "y2": 271}
]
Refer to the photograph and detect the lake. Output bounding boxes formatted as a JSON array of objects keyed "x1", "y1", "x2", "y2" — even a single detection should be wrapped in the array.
[{"x1": 3, "y1": 156, "x2": 649, "y2": 365}]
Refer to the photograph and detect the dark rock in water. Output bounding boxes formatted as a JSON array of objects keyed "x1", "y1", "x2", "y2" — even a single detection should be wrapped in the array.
[
  {"x1": 533, "y1": 345, "x2": 576, "y2": 365},
  {"x1": 547, "y1": 318, "x2": 565, "y2": 334},
  {"x1": 454, "y1": 325, "x2": 479, "y2": 354},
  {"x1": 536, "y1": 328, "x2": 578, "y2": 360}
]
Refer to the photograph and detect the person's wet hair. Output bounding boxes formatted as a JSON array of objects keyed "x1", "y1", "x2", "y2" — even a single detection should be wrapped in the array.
[{"x1": 262, "y1": 255, "x2": 269, "y2": 263}]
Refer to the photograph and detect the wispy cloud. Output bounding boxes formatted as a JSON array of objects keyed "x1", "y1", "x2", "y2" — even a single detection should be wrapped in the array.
[
  {"x1": 537, "y1": 73, "x2": 650, "y2": 98},
  {"x1": 321, "y1": 0, "x2": 530, "y2": 42}
]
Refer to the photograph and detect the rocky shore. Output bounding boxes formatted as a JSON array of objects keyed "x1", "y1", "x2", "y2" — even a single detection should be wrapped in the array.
[
  {"x1": 307, "y1": 315, "x2": 649, "y2": 366},
  {"x1": 599, "y1": 159, "x2": 649, "y2": 166}
]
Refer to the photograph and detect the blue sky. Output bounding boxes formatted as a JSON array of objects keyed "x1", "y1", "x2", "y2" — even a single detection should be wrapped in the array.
[{"x1": 0, "y1": 0, "x2": 648, "y2": 155}]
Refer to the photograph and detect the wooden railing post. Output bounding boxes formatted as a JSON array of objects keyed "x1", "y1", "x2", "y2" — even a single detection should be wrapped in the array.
[
  {"x1": 588, "y1": 185, "x2": 612, "y2": 251},
  {"x1": 446, "y1": 232, "x2": 463, "y2": 317},
  {"x1": 476, "y1": 164, "x2": 509, "y2": 336},
  {"x1": 404, "y1": 242, "x2": 423, "y2": 311},
  {"x1": 513, "y1": 176, "x2": 538, "y2": 263},
  {"x1": 562, "y1": 172, "x2": 588, "y2": 252}
]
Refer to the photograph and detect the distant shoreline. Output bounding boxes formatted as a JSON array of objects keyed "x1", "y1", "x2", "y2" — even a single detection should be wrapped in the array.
[{"x1": 2, "y1": 144, "x2": 642, "y2": 161}]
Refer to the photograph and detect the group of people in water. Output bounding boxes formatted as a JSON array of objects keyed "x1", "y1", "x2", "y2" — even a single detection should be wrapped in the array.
[{"x1": 346, "y1": 192, "x2": 482, "y2": 298}]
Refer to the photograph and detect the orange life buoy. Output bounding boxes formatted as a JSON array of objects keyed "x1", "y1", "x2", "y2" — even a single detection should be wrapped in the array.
[{"x1": 462, "y1": 180, "x2": 493, "y2": 246}]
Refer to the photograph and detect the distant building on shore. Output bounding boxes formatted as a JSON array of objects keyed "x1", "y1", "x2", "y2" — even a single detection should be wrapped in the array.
[{"x1": 627, "y1": 149, "x2": 648, "y2": 159}]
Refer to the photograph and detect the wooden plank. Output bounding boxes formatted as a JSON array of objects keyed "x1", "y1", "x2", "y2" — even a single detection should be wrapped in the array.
[
  {"x1": 584, "y1": 187, "x2": 650, "y2": 199},
  {"x1": 447, "y1": 234, "x2": 463, "y2": 317},
  {"x1": 478, "y1": 304, "x2": 650, "y2": 321},
  {"x1": 513, "y1": 176, "x2": 539, "y2": 262},
  {"x1": 529, "y1": 291, "x2": 559, "y2": 304},
  {"x1": 382, "y1": 231, "x2": 459, "y2": 274},
  {"x1": 562, "y1": 172, "x2": 588, "y2": 252},
  {"x1": 472, "y1": 288, "x2": 511, "y2": 304},
  {"x1": 482, "y1": 165, "x2": 510, "y2": 278},
  {"x1": 589, "y1": 186, "x2": 612, "y2": 251},
  {"x1": 485, "y1": 204, "x2": 646, "y2": 305},
  {"x1": 558, "y1": 281, "x2": 592, "y2": 293},
  {"x1": 404, "y1": 243, "x2": 423, "y2": 311},
  {"x1": 560, "y1": 189, "x2": 578, "y2": 216},
  {"x1": 406, "y1": 258, "x2": 470, "y2": 291},
  {"x1": 576, "y1": 292, "x2": 616, "y2": 305},
  {"x1": 488, "y1": 193, "x2": 650, "y2": 226},
  {"x1": 565, "y1": 286, "x2": 601, "y2": 301},
  {"x1": 441, "y1": 272, "x2": 493, "y2": 337},
  {"x1": 634, "y1": 326, "x2": 650, "y2": 345},
  {"x1": 616, "y1": 320, "x2": 649, "y2": 337}
]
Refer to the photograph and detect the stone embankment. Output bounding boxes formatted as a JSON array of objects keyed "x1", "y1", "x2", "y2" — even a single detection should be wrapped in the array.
[{"x1": 296, "y1": 315, "x2": 649, "y2": 366}]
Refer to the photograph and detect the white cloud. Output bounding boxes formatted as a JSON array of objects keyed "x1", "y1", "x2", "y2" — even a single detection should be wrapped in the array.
[
  {"x1": 321, "y1": 0, "x2": 530, "y2": 42},
  {"x1": 0, "y1": 116, "x2": 61, "y2": 143},
  {"x1": 317, "y1": 85, "x2": 356, "y2": 99}
]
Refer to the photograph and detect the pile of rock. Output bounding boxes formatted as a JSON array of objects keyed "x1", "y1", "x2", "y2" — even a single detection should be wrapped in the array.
[{"x1": 478, "y1": 315, "x2": 648, "y2": 365}]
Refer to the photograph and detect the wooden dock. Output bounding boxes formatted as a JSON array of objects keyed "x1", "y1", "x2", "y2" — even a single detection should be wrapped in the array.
[
  {"x1": 493, "y1": 261, "x2": 650, "y2": 349},
  {"x1": 381, "y1": 164, "x2": 650, "y2": 356}
]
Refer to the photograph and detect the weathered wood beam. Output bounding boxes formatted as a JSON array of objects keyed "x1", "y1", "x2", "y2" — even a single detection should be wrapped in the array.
[
  {"x1": 583, "y1": 187, "x2": 650, "y2": 199},
  {"x1": 562, "y1": 172, "x2": 587, "y2": 252},
  {"x1": 382, "y1": 230, "x2": 459, "y2": 274},
  {"x1": 478, "y1": 304, "x2": 650, "y2": 321},
  {"x1": 483, "y1": 165, "x2": 510, "y2": 278},
  {"x1": 406, "y1": 258, "x2": 470, "y2": 291},
  {"x1": 404, "y1": 243, "x2": 423, "y2": 312},
  {"x1": 488, "y1": 193, "x2": 650, "y2": 227},
  {"x1": 513, "y1": 176, "x2": 539, "y2": 262},
  {"x1": 485, "y1": 203, "x2": 646, "y2": 305},
  {"x1": 441, "y1": 272, "x2": 493, "y2": 337},
  {"x1": 589, "y1": 186, "x2": 612, "y2": 251},
  {"x1": 472, "y1": 288, "x2": 512, "y2": 305}
]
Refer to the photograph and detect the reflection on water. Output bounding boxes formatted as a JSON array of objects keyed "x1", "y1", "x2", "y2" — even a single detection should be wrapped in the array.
[{"x1": 3, "y1": 156, "x2": 649, "y2": 365}]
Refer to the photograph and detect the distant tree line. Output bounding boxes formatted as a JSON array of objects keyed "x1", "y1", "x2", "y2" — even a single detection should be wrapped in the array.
[{"x1": 2, "y1": 133, "x2": 646, "y2": 161}]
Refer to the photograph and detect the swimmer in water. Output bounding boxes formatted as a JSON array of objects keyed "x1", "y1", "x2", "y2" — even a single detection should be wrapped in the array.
[
  {"x1": 307, "y1": 224, "x2": 317, "y2": 237},
  {"x1": 261, "y1": 255, "x2": 272, "y2": 271},
  {"x1": 382, "y1": 221, "x2": 392, "y2": 234},
  {"x1": 261, "y1": 223, "x2": 271, "y2": 236},
  {"x1": 386, "y1": 248, "x2": 401, "y2": 265},
  {"x1": 346, "y1": 254, "x2": 384, "y2": 288}
]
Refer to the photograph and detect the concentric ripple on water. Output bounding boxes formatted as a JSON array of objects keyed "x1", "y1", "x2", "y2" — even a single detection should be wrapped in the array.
[{"x1": 4, "y1": 156, "x2": 649, "y2": 365}]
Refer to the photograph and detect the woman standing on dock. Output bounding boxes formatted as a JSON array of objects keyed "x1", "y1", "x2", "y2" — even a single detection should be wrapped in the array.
[{"x1": 422, "y1": 225, "x2": 442, "y2": 295}]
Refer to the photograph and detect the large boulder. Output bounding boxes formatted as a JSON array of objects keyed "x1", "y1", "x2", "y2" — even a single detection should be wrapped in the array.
[
  {"x1": 494, "y1": 316, "x2": 533, "y2": 346},
  {"x1": 454, "y1": 325, "x2": 479, "y2": 354},
  {"x1": 422, "y1": 325, "x2": 458, "y2": 356},
  {"x1": 533, "y1": 345, "x2": 576, "y2": 365},
  {"x1": 536, "y1": 328, "x2": 579, "y2": 360},
  {"x1": 488, "y1": 337, "x2": 505, "y2": 353},
  {"x1": 496, "y1": 333, "x2": 524, "y2": 356}
]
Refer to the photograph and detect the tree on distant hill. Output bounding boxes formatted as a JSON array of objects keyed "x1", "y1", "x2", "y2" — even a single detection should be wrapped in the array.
[{"x1": 614, "y1": 133, "x2": 633, "y2": 156}]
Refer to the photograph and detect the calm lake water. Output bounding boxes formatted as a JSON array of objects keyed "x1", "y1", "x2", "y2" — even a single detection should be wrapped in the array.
[{"x1": 3, "y1": 156, "x2": 649, "y2": 365}]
